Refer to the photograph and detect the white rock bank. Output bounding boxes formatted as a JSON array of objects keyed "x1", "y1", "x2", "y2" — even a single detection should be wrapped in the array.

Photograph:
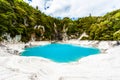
[{"x1": 0, "y1": 41, "x2": 120, "y2": 80}]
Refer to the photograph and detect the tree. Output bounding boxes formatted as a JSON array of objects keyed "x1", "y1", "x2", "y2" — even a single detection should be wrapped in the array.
[{"x1": 113, "y1": 30, "x2": 120, "y2": 40}]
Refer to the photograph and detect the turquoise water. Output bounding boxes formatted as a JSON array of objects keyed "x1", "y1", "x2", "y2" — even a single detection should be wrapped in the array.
[{"x1": 21, "y1": 43, "x2": 100, "y2": 63}]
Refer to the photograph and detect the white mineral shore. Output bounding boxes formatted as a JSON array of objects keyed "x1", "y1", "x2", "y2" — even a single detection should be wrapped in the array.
[{"x1": 0, "y1": 41, "x2": 120, "y2": 80}]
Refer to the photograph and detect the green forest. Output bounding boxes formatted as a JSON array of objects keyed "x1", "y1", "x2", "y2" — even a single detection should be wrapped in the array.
[{"x1": 0, "y1": 0, "x2": 120, "y2": 42}]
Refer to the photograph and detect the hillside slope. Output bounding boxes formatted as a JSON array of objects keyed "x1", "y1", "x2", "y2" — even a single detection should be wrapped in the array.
[{"x1": 0, "y1": 0, "x2": 120, "y2": 42}]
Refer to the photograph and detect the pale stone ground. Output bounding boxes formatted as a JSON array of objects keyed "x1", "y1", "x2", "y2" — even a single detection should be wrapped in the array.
[{"x1": 0, "y1": 41, "x2": 120, "y2": 80}]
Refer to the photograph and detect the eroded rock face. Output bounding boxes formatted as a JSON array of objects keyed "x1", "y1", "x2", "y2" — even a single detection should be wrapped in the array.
[{"x1": 0, "y1": 43, "x2": 25, "y2": 56}]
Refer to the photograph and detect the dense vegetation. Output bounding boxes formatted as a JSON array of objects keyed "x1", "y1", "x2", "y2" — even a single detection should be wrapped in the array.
[{"x1": 0, "y1": 0, "x2": 120, "y2": 42}]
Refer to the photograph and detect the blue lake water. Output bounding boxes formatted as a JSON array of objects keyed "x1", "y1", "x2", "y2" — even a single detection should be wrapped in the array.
[{"x1": 21, "y1": 43, "x2": 100, "y2": 63}]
